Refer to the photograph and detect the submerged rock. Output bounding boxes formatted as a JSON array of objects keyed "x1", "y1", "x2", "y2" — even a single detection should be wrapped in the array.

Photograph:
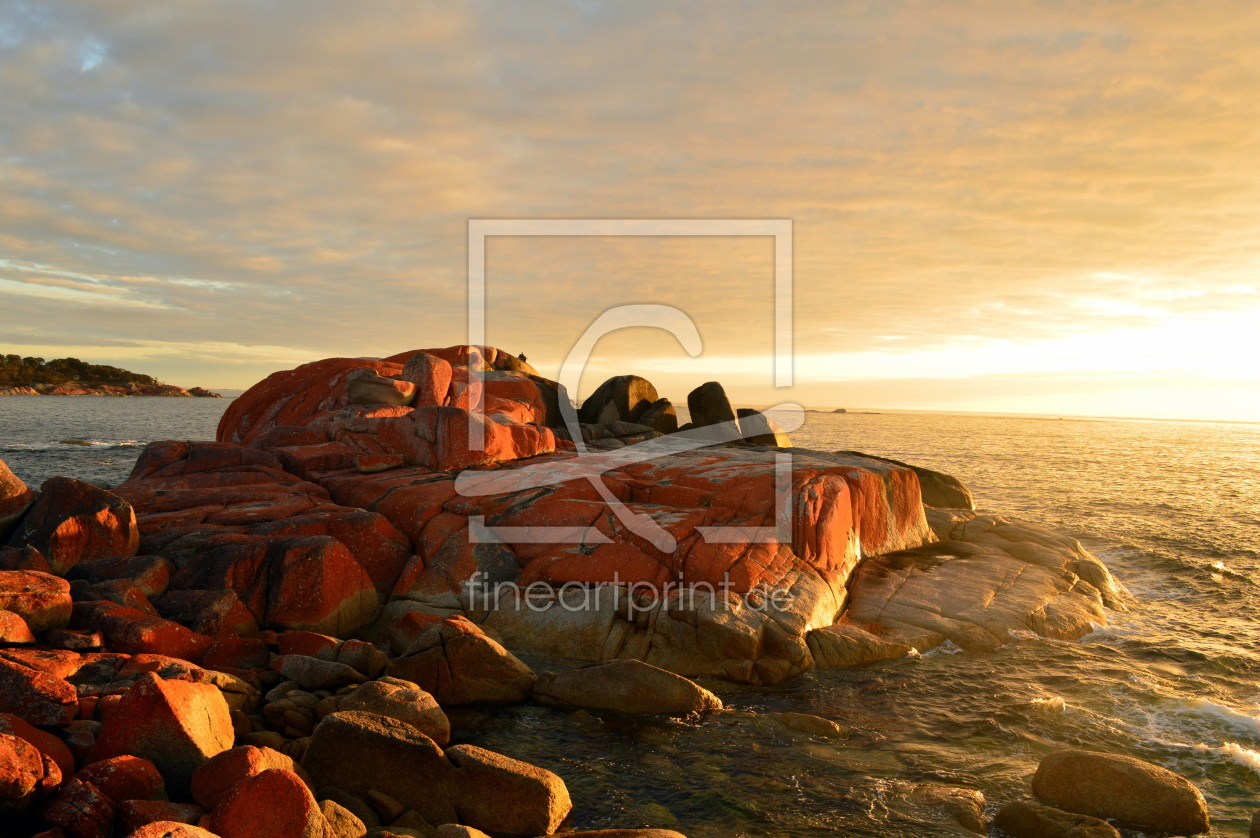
[
  {"x1": 534, "y1": 660, "x2": 723, "y2": 715},
  {"x1": 993, "y1": 799, "x2": 1120, "y2": 838},
  {"x1": 1031, "y1": 749, "x2": 1210, "y2": 836}
]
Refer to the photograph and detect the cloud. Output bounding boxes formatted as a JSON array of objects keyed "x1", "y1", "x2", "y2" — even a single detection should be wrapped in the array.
[{"x1": 0, "y1": 1, "x2": 1258, "y2": 420}]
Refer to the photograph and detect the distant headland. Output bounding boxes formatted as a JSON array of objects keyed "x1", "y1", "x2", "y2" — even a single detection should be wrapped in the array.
[{"x1": 0, "y1": 354, "x2": 221, "y2": 397}]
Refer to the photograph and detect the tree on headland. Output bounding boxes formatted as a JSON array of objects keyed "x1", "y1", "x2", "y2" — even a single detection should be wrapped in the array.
[{"x1": 0, "y1": 355, "x2": 161, "y2": 388}]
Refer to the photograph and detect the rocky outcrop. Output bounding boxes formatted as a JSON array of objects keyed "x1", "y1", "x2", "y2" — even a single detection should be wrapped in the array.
[
  {"x1": 1031, "y1": 749, "x2": 1210, "y2": 835},
  {"x1": 841, "y1": 510, "x2": 1127, "y2": 653},
  {"x1": 7, "y1": 477, "x2": 140, "y2": 575},
  {"x1": 834, "y1": 450, "x2": 975, "y2": 509}
]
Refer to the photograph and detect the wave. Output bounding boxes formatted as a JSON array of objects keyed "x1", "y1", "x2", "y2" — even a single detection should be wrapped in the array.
[
  {"x1": 1193, "y1": 741, "x2": 1260, "y2": 777},
  {"x1": 0, "y1": 440, "x2": 145, "y2": 452},
  {"x1": 1176, "y1": 698, "x2": 1260, "y2": 737}
]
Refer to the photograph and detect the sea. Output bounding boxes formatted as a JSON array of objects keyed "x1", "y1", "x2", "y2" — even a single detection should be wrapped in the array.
[{"x1": 2, "y1": 396, "x2": 1258, "y2": 837}]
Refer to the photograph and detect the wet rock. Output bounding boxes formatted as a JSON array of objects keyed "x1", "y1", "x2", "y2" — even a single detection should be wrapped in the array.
[
  {"x1": 9, "y1": 477, "x2": 139, "y2": 574},
  {"x1": 1031, "y1": 749, "x2": 1209, "y2": 835},
  {"x1": 339, "y1": 677, "x2": 450, "y2": 746},
  {"x1": 534, "y1": 660, "x2": 722, "y2": 715},
  {"x1": 846, "y1": 514, "x2": 1127, "y2": 653},
  {"x1": 993, "y1": 800, "x2": 1120, "y2": 838},
  {"x1": 0, "y1": 460, "x2": 34, "y2": 543},
  {"x1": 0, "y1": 655, "x2": 78, "y2": 726},
  {"x1": 75, "y1": 754, "x2": 167, "y2": 804},
  {"x1": 303, "y1": 710, "x2": 571, "y2": 836},
  {"x1": 0, "y1": 570, "x2": 72, "y2": 633},
  {"x1": 89, "y1": 673, "x2": 234, "y2": 801},
  {"x1": 807, "y1": 621, "x2": 915, "y2": 666},
  {"x1": 41, "y1": 778, "x2": 115, "y2": 838},
  {"x1": 116, "y1": 800, "x2": 205, "y2": 833},
  {"x1": 207, "y1": 767, "x2": 329, "y2": 838},
  {"x1": 389, "y1": 618, "x2": 534, "y2": 706}
]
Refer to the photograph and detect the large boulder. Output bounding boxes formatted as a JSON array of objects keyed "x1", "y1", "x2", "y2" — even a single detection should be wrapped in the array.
[
  {"x1": 0, "y1": 655, "x2": 78, "y2": 726},
  {"x1": 8, "y1": 477, "x2": 139, "y2": 574},
  {"x1": 191, "y1": 745, "x2": 308, "y2": 812},
  {"x1": 89, "y1": 673, "x2": 235, "y2": 801},
  {"x1": 1031, "y1": 749, "x2": 1209, "y2": 835},
  {"x1": 735, "y1": 408, "x2": 790, "y2": 447},
  {"x1": 845, "y1": 512, "x2": 1127, "y2": 653},
  {"x1": 389, "y1": 618, "x2": 535, "y2": 706},
  {"x1": 207, "y1": 768, "x2": 328, "y2": 838},
  {"x1": 686, "y1": 381, "x2": 737, "y2": 433},
  {"x1": 75, "y1": 754, "x2": 168, "y2": 805},
  {"x1": 578, "y1": 376, "x2": 660, "y2": 425},
  {"x1": 993, "y1": 800, "x2": 1120, "y2": 838},
  {"x1": 339, "y1": 677, "x2": 450, "y2": 746},
  {"x1": 0, "y1": 570, "x2": 71, "y2": 634},
  {"x1": 0, "y1": 730, "x2": 61, "y2": 819},
  {"x1": 302, "y1": 711, "x2": 571, "y2": 836},
  {"x1": 534, "y1": 661, "x2": 723, "y2": 715},
  {"x1": 0, "y1": 460, "x2": 33, "y2": 543}
]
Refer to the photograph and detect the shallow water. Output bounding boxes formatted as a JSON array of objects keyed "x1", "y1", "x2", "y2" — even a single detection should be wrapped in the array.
[{"x1": 2, "y1": 398, "x2": 1258, "y2": 836}]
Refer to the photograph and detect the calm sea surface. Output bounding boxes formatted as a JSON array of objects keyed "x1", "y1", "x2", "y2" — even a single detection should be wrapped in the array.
[{"x1": 2, "y1": 397, "x2": 1258, "y2": 837}]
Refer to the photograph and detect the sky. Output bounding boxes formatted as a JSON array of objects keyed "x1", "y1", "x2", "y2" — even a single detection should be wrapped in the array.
[{"x1": 2, "y1": 1, "x2": 1259, "y2": 422}]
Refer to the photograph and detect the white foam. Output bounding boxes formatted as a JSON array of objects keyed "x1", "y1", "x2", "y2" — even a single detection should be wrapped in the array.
[
  {"x1": 1194, "y1": 742, "x2": 1260, "y2": 777},
  {"x1": 1028, "y1": 696, "x2": 1067, "y2": 714},
  {"x1": 1178, "y1": 698, "x2": 1260, "y2": 736},
  {"x1": 924, "y1": 640, "x2": 965, "y2": 657}
]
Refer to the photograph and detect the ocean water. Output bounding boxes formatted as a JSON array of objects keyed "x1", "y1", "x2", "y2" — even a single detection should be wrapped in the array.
[{"x1": 2, "y1": 397, "x2": 1258, "y2": 836}]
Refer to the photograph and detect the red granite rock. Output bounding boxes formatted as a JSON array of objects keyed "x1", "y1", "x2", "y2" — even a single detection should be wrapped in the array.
[
  {"x1": 116, "y1": 800, "x2": 206, "y2": 834},
  {"x1": 124, "y1": 820, "x2": 219, "y2": 838},
  {"x1": 190, "y1": 745, "x2": 309, "y2": 812},
  {"x1": 0, "y1": 656, "x2": 78, "y2": 726},
  {"x1": 0, "y1": 545, "x2": 53, "y2": 573},
  {"x1": 206, "y1": 768, "x2": 327, "y2": 838},
  {"x1": 9, "y1": 478, "x2": 139, "y2": 574},
  {"x1": 0, "y1": 459, "x2": 34, "y2": 543},
  {"x1": 41, "y1": 778, "x2": 114, "y2": 838},
  {"x1": 0, "y1": 609, "x2": 35, "y2": 643},
  {"x1": 1, "y1": 730, "x2": 60, "y2": 818},
  {"x1": 0, "y1": 570, "x2": 73, "y2": 634},
  {"x1": 0, "y1": 712, "x2": 75, "y2": 778},
  {"x1": 72, "y1": 601, "x2": 212, "y2": 661},
  {"x1": 75, "y1": 755, "x2": 167, "y2": 804},
  {"x1": 89, "y1": 673, "x2": 233, "y2": 800}
]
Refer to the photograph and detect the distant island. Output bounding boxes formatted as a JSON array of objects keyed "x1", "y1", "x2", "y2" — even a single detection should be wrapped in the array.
[{"x1": 0, "y1": 354, "x2": 221, "y2": 398}]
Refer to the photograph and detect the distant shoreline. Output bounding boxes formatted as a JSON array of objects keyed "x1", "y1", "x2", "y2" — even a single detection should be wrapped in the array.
[{"x1": 0, "y1": 385, "x2": 221, "y2": 398}]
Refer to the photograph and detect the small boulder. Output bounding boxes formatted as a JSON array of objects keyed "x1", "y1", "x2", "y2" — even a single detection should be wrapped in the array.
[
  {"x1": 40, "y1": 778, "x2": 115, "y2": 838},
  {"x1": 534, "y1": 661, "x2": 723, "y2": 715},
  {"x1": 125, "y1": 821, "x2": 220, "y2": 838},
  {"x1": 1, "y1": 731, "x2": 60, "y2": 818},
  {"x1": 75, "y1": 754, "x2": 167, "y2": 805},
  {"x1": 0, "y1": 570, "x2": 72, "y2": 633},
  {"x1": 89, "y1": 673, "x2": 234, "y2": 801},
  {"x1": 389, "y1": 619, "x2": 534, "y2": 706},
  {"x1": 191, "y1": 745, "x2": 309, "y2": 812},
  {"x1": 9, "y1": 477, "x2": 139, "y2": 574},
  {"x1": 446, "y1": 744, "x2": 572, "y2": 837},
  {"x1": 116, "y1": 800, "x2": 206, "y2": 833},
  {"x1": 1031, "y1": 749, "x2": 1209, "y2": 835},
  {"x1": 207, "y1": 768, "x2": 328, "y2": 838},
  {"x1": 400, "y1": 352, "x2": 453, "y2": 407},
  {"x1": 319, "y1": 798, "x2": 367, "y2": 838},
  {"x1": 339, "y1": 678, "x2": 450, "y2": 746},
  {"x1": 274, "y1": 655, "x2": 367, "y2": 691},
  {"x1": 993, "y1": 800, "x2": 1120, "y2": 838},
  {"x1": 0, "y1": 609, "x2": 35, "y2": 643}
]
